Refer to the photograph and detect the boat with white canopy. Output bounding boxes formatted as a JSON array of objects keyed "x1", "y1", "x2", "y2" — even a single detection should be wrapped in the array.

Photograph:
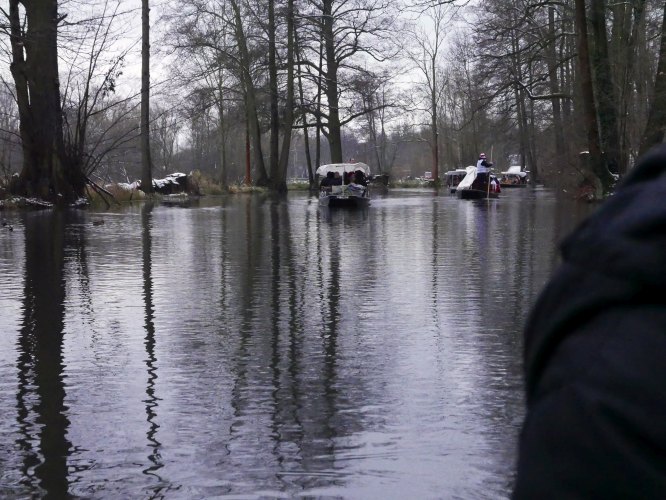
[
  {"x1": 499, "y1": 165, "x2": 529, "y2": 187},
  {"x1": 456, "y1": 166, "x2": 500, "y2": 199},
  {"x1": 316, "y1": 162, "x2": 371, "y2": 208}
]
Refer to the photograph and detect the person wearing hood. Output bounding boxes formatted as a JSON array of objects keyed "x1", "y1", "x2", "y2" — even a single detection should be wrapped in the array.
[
  {"x1": 473, "y1": 153, "x2": 493, "y2": 190},
  {"x1": 513, "y1": 145, "x2": 666, "y2": 498}
]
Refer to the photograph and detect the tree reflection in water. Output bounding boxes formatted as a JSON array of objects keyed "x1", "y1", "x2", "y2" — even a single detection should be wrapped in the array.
[
  {"x1": 15, "y1": 211, "x2": 70, "y2": 498},
  {"x1": 141, "y1": 202, "x2": 165, "y2": 491},
  {"x1": 0, "y1": 191, "x2": 595, "y2": 498}
]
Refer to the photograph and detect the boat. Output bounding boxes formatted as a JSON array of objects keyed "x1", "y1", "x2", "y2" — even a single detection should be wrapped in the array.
[
  {"x1": 456, "y1": 166, "x2": 499, "y2": 199},
  {"x1": 444, "y1": 168, "x2": 470, "y2": 193},
  {"x1": 499, "y1": 166, "x2": 529, "y2": 187},
  {"x1": 316, "y1": 162, "x2": 371, "y2": 208}
]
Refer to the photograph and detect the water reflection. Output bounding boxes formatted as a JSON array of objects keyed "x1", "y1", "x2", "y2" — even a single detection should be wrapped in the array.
[
  {"x1": 315, "y1": 200, "x2": 343, "y2": 486},
  {"x1": 0, "y1": 190, "x2": 595, "y2": 498},
  {"x1": 15, "y1": 211, "x2": 71, "y2": 498},
  {"x1": 141, "y1": 203, "x2": 164, "y2": 489}
]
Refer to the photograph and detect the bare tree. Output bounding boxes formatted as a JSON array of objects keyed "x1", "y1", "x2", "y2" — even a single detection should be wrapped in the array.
[
  {"x1": 229, "y1": 0, "x2": 269, "y2": 184},
  {"x1": 639, "y1": 1, "x2": 666, "y2": 156},
  {"x1": 355, "y1": 72, "x2": 402, "y2": 174},
  {"x1": 57, "y1": 1, "x2": 139, "y2": 181},
  {"x1": 589, "y1": 0, "x2": 619, "y2": 182},
  {"x1": 141, "y1": 0, "x2": 153, "y2": 193},
  {"x1": 1, "y1": 0, "x2": 151, "y2": 198},
  {"x1": 405, "y1": 3, "x2": 457, "y2": 184},
  {"x1": 151, "y1": 106, "x2": 181, "y2": 176},
  {"x1": 0, "y1": 85, "x2": 20, "y2": 185},
  {"x1": 272, "y1": 0, "x2": 295, "y2": 192},
  {"x1": 300, "y1": 0, "x2": 398, "y2": 163},
  {"x1": 294, "y1": 18, "x2": 315, "y2": 186},
  {"x1": 574, "y1": 0, "x2": 605, "y2": 197},
  {"x1": 4, "y1": 0, "x2": 85, "y2": 201}
]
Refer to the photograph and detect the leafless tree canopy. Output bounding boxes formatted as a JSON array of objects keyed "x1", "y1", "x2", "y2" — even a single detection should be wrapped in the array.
[{"x1": 0, "y1": 0, "x2": 664, "y2": 196}]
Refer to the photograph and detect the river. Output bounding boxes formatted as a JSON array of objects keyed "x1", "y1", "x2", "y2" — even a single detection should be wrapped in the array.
[{"x1": 0, "y1": 188, "x2": 593, "y2": 499}]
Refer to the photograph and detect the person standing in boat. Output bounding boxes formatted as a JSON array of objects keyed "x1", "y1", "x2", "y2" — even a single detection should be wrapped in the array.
[{"x1": 473, "y1": 153, "x2": 493, "y2": 190}]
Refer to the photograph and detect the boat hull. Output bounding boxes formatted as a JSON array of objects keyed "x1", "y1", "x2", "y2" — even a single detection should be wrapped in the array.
[
  {"x1": 457, "y1": 189, "x2": 499, "y2": 200},
  {"x1": 319, "y1": 194, "x2": 370, "y2": 208}
]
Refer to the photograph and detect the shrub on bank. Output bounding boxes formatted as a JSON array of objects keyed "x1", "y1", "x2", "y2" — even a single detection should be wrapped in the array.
[
  {"x1": 1, "y1": 170, "x2": 337, "y2": 206},
  {"x1": 85, "y1": 183, "x2": 148, "y2": 207},
  {"x1": 287, "y1": 180, "x2": 311, "y2": 191},
  {"x1": 228, "y1": 184, "x2": 267, "y2": 194},
  {"x1": 188, "y1": 170, "x2": 223, "y2": 195}
]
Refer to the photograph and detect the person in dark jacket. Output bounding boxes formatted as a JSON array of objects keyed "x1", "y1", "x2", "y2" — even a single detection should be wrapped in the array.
[
  {"x1": 320, "y1": 171, "x2": 335, "y2": 191},
  {"x1": 473, "y1": 153, "x2": 493, "y2": 190},
  {"x1": 513, "y1": 145, "x2": 666, "y2": 498}
]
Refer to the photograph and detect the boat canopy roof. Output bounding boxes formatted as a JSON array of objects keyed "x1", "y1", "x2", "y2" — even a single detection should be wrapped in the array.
[
  {"x1": 501, "y1": 165, "x2": 527, "y2": 177},
  {"x1": 445, "y1": 168, "x2": 468, "y2": 176},
  {"x1": 316, "y1": 162, "x2": 370, "y2": 177},
  {"x1": 456, "y1": 167, "x2": 477, "y2": 191}
]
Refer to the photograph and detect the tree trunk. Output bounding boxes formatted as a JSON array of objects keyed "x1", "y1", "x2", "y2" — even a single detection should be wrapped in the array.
[
  {"x1": 230, "y1": 0, "x2": 267, "y2": 185},
  {"x1": 561, "y1": 29, "x2": 573, "y2": 136},
  {"x1": 244, "y1": 120, "x2": 252, "y2": 185},
  {"x1": 431, "y1": 57, "x2": 440, "y2": 184},
  {"x1": 141, "y1": 0, "x2": 153, "y2": 193},
  {"x1": 217, "y1": 76, "x2": 228, "y2": 186},
  {"x1": 294, "y1": 26, "x2": 314, "y2": 187},
  {"x1": 315, "y1": 39, "x2": 324, "y2": 168},
  {"x1": 9, "y1": 0, "x2": 82, "y2": 202},
  {"x1": 612, "y1": 0, "x2": 646, "y2": 174},
  {"x1": 267, "y1": 0, "x2": 280, "y2": 181},
  {"x1": 547, "y1": 7, "x2": 566, "y2": 165},
  {"x1": 515, "y1": 86, "x2": 528, "y2": 172},
  {"x1": 527, "y1": 78, "x2": 539, "y2": 183},
  {"x1": 589, "y1": 0, "x2": 620, "y2": 185},
  {"x1": 575, "y1": 0, "x2": 606, "y2": 197},
  {"x1": 639, "y1": 1, "x2": 666, "y2": 156},
  {"x1": 510, "y1": 22, "x2": 529, "y2": 173},
  {"x1": 323, "y1": 0, "x2": 343, "y2": 163},
  {"x1": 272, "y1": 0, "x2": 295, "y2": 193},
  {"x1": 366, "y1": 105, "x2": 382, "y2": 172}
]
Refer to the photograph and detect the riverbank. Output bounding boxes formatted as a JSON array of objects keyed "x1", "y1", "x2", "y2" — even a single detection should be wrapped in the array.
[{"x1": 0, "y1": 169, "x2": 606, "y2": 210}]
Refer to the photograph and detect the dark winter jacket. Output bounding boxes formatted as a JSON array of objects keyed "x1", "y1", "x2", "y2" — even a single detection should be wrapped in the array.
[{"x1": 513, "y1": 145, "x2": 666, "y2": 499}]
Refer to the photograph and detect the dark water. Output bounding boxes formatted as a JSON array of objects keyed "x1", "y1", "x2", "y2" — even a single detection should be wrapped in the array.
[{"x1": 0, "y1": 189, "x2": 592, "y2": 499}]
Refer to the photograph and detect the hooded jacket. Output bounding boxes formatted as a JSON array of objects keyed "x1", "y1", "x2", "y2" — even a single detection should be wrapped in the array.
[{"x1": 513, "y1": 145, "x2": 666, "y2": 499}]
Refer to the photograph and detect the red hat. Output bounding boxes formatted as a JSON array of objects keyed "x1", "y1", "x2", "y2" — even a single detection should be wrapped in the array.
[{"x1": 479, "y1": 153, "x2": 486, "y2": 159}]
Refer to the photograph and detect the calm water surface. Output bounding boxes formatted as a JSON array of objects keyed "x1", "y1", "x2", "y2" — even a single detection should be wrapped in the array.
[{"x1": 0, "y1": 188, "x2": 592, "y2": 498}]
